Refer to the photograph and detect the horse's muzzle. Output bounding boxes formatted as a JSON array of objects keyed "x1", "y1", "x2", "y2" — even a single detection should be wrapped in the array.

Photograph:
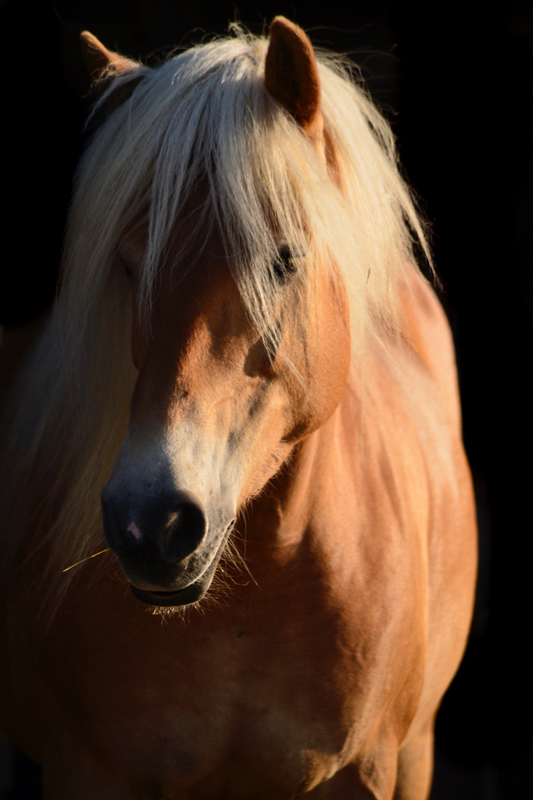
[{"x1": 101, "y1": 486, "x2": 212, "y2": 593}]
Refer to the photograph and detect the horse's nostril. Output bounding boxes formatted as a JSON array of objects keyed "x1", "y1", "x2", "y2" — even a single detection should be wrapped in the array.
[
  {"x1": 160, "y1": 501, "x2": 207, "y2": 563},
  {"x1": 101, "y1": 489, "x2": 208, "y2": 568}
]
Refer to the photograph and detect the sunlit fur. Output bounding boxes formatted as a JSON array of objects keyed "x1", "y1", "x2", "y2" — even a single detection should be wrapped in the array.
[{"x1": 0, "y1": 27, "x2": 430, "y2": 619}]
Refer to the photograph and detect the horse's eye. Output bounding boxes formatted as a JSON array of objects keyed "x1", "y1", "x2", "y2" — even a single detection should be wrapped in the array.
[
  {"x1": 121, "y1": 259, "x2": 135, "y2": 284},
  {"x1": 272, "y1": 245, "x2": 301, "y2": 285}
]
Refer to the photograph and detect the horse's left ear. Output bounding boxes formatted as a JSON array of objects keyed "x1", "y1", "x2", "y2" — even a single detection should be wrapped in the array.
[
  {"x1": 264, "y1": 17, "x2": 321, "y2": 135},
  {"x1": 80, "y1": 31, "x2": 145, "y2": 114},
  {"x1": 80, "y1": 31, "x2": 139, "y2": 80}
]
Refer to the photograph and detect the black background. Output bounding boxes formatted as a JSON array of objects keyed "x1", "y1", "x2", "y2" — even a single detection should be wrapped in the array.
[{"x1": 1, "y1": 0, "x2": 532, "y2": 797}]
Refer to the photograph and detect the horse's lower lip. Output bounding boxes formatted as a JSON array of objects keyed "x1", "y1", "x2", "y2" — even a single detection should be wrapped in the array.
[
  {"x1": 130, "y1": 579, "x2": 207, "y2": 607},
  {"x1": 128, "y1": 519, "x2": 235, "y2": 607}
]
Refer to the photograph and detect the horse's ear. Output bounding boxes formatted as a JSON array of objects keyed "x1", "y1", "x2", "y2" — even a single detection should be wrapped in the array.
[
  {"x1": 80, "y1": 31, "x2": 145, "y2": 114},
  {"x1": 264, "y1": 17, "x2": 321, "y2": 134},
  {"x1": 80, "y1": 31, "x2": 139, "y2": 79}
]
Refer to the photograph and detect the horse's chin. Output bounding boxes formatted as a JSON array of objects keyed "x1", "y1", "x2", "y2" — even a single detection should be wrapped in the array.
[{"x1": 130, "y1": 576, "x2": 210, "y2": 607}]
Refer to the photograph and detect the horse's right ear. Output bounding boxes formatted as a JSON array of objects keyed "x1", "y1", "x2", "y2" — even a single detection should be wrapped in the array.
[
  {"x1": 80, "y1": 31, "x2": 144, "y2": 111},
  {"x1": 264, "y1": 17, "x2": 321, "y2": 135}
]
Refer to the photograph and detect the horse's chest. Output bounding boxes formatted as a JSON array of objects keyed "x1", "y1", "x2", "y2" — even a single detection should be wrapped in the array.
[
  {"x1": 55, "y1": 601, "x2": 393, "y2": 798},
  {"x1": 43, "y1": 547, "x2": 425, "y2": 800},
  {"x1": 124, "y1": 631, "x2": 359, "y2": 795}
]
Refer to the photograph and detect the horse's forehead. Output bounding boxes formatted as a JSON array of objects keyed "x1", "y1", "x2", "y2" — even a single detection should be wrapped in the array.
[{"x1": 118, "y1": 229, "x2": 219, "y2": 299}]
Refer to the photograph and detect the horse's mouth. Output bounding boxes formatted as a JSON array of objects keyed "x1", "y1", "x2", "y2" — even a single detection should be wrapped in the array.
[
  {"x1": 128, "y1": 519, "x2": 235, "y2": 607},
  {"x1": 130, "y1": 578, "x2": 208, "y2": 607}
]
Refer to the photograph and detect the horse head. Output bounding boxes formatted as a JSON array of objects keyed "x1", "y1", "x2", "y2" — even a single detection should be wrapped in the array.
[{"x1": 94, "y1": 19, "x2": 351, "y2": 606}]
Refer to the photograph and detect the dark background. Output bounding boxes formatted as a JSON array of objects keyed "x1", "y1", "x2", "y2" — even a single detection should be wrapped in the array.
[{"x1": 1, "y1": 0, "x2": 532, "y2": 797}]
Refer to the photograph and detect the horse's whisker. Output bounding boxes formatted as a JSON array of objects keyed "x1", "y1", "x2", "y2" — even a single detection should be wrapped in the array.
[{"x1": 62, "y1": 548, "x2": 110, "y2": 573}]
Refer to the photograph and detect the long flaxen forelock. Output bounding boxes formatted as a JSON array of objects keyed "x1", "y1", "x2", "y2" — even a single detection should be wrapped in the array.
[{"x1": 0, "y1": 29, "x2": 430, "y2": 618}]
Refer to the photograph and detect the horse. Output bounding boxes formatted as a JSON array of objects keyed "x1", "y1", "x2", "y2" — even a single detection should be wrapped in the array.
[{"x1": 0, "y1": 17, "x2": 477, "y2": 799}]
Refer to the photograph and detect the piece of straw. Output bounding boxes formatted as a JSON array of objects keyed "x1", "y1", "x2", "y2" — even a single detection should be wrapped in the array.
[{"x1": 62, "y1": 548, "x2": 110, "y2": 573}]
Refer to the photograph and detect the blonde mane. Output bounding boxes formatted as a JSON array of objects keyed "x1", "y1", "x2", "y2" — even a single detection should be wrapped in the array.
[{"x1": 0, "y1": 28, "x2": 429, "y2": 616}]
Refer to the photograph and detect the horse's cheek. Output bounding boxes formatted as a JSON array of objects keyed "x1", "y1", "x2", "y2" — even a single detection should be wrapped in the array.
[
  {"x1": 314, "y1": 311, "x2": 351, "y2": 417},
  {"x1": 284, "y1": 290, "x2": 351, "y2": 442}
]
